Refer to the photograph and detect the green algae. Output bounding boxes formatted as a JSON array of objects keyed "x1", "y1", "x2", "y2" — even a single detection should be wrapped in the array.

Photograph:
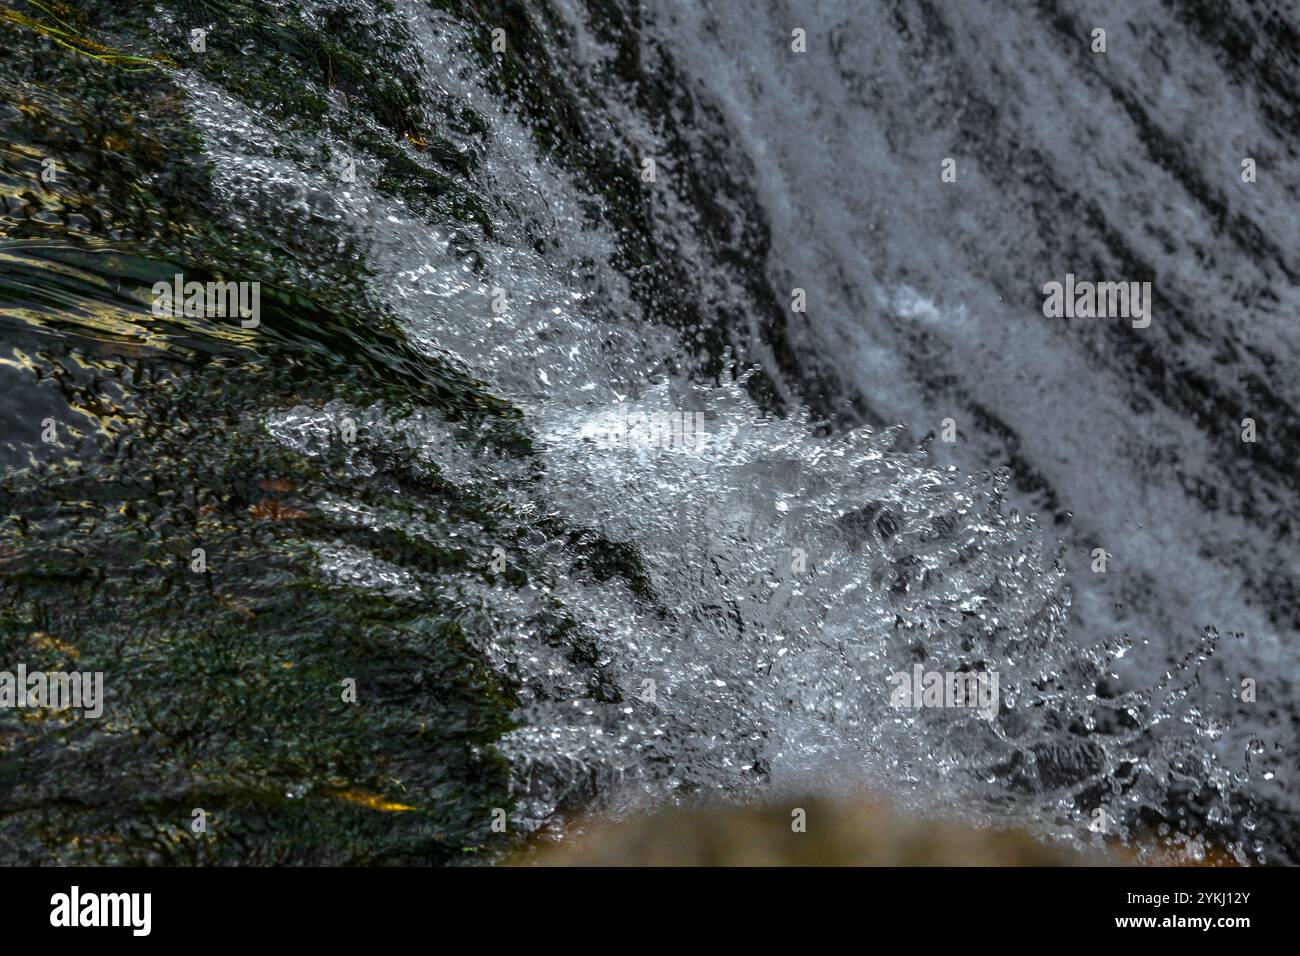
[
  {"x1": 0, "y1": 0, "x2": 682, "y2": 865},
  {"x1": 0, "y1": 0, "x2": 528, "y2": 864},
  {"x1": 0, "y1": 244, "x2": 527, "y2": 864}
]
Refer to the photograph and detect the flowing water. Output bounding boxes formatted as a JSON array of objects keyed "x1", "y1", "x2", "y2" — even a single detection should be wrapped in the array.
[{"x1": 1, "y1": 0, "x2": 1296, "y2": 864}]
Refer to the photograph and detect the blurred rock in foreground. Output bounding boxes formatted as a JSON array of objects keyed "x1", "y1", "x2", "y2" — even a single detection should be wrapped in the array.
[{"x1": 517, "y1": 798, "x2": 1117, "y2": 867}]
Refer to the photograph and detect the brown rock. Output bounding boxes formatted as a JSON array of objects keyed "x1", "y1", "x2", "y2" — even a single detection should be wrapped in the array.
[{"x1": 517, "y1": 797, "x2": 1116, "y2": 867}]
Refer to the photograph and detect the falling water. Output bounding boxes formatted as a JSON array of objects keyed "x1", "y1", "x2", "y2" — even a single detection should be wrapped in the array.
[{"x1": 2, "y1": 0, "x2": 1294, "y2": 864}]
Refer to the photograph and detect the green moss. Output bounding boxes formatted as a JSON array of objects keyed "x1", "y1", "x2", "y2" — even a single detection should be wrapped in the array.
[
  {"x1": 0, "y1": 0, "x2": 676, "y2": 865},
  {"x1": 156, "y1": 0, "x2": 495, "y2": 234}
]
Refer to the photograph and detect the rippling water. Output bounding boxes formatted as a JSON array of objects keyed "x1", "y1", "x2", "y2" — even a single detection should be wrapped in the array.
[{"x1": 1, "y1": 0, "x2": 1295, "y2": 864}]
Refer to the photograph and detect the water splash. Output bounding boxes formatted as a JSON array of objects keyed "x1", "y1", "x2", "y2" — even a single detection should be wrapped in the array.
[{"x1": 161, "y1": 0, "x2": 1271, "y2": 862}]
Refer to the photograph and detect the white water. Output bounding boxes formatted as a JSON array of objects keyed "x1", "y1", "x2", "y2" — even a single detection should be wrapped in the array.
[{"x1": 162, "y1": 0, "x2": 1290, "y2": 862}]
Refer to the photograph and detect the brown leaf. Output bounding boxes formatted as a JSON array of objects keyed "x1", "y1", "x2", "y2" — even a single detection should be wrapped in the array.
[{"x1": 249, "y1": 499, "x2": 310, "y2": 521}]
